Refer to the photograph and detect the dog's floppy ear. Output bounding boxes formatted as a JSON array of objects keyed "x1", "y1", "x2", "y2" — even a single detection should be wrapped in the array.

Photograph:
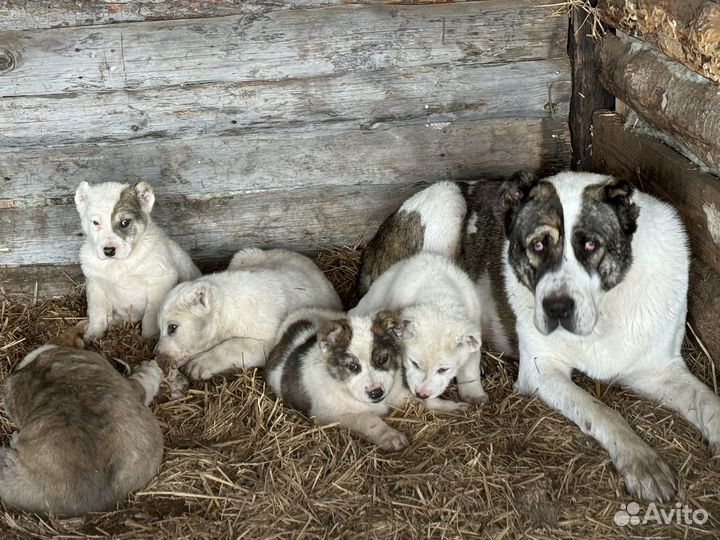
[
  {"x1": 497, "y1": 171, "x2": 538, "y2": 234},
  {"x1": 75, "y1": 181, "x2": 91, "y2": 213},
  {"x1": 457, "y1": 331, "x2": 481, "y2": 352},
  {"x1": 180, "y1": 282, "x2": 213, "y2": 314},
  {"x1": 374, "y1": 309, "x2": 409, "y2": 341},
  {"x1": 317, "y1": 320, "x2": 351, "y2": 353},
  {"x1": 603, "y1": 176, "x2": 640, "y2": 235},
  {"x1": 134, "y1": 181, "x2": 155, "y2": 214}
]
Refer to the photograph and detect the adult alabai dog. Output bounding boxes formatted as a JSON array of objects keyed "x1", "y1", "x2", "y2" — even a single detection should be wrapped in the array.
[{"x1": 463, "y1": 171, "x2": 720, "y2": 502}]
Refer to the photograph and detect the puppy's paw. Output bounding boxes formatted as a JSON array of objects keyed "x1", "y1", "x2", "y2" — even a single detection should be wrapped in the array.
[
  {"x1": 131, "y1": 360, "x2": 164, "y2": 405},
  {"x1": 617, "y1": 447, "x2": 676, "y2": 502},
  {"x1": 424, "y1": 397, "x2": 471, "y2": 415},
  {"x1": 84, "y1": 321, "x2": 107, "y2": 341},
  {"x1": 51, "y1": 321, "x2": 88, "y2": 349},
  {"x1": 458, "y1": 382, "x2": 490, "y2": 405},
  {"x1": 376, "y1": 428, "x2": 409, "y2": 452},
  {"x1": 141, "y1": 318, "x2": 160, "y2": 338},
  {"x1": 184, "y1": 353, "x2": 220, "y2": 381}
]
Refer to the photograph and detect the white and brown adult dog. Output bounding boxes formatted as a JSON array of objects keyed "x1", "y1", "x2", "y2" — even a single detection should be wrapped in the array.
[
  {"x1": 353, "y1": 252, "x2": 486, "y2": 406},
  {"x1": 155, "y1": 248, "x2": 342, "y2": 380},
  {"x1": 266, "y1": 308, "x2": 411, "y2": 451},
  {"x1": 357, "y1": 181, "x2": 466, "y2": 296},
  {"x1": 462, "y1": 170, "x2": 720, "y2": 502},
  {"x1": 0, "y1": 325, "x2": 163, "y2": 516},
  {"x1": 75, "y1": 181, "x2": 201, "y2": 339}
]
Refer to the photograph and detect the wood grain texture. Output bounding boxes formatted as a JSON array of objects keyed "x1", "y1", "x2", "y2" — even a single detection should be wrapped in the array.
[
  {"x1": 0, "y1": 264, "x2": 84, "y2": 302},
  {"x1": 0, "y1": 117, "x2": 571, "y2": 265},
  {"x1": 597, "y1": 0, "x2": 720, "y2": 84},
  {"x1": 567, "y1": 4, "x2": 614, "y2": 170},
  {"x1": 592, "y1": 111, "x2": 720, "y2": 274},
  {"x1": 0, "y1": 2, "x2": 567, "y2": 97},
  {"x1": 0, "y1": 59, "x2": 570, "y2": 148},
  {"x1": 0, "y1": 0, "x2": 468, "y2": 32},
  {"x1": 688, "y1": 256, "x2": 720, "y2": 368},
  {"x1": 598, "y1": 34, "x2": 720, "y2": 172}
]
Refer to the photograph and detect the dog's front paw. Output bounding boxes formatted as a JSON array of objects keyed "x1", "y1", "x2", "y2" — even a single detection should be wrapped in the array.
[
  {"x1": 184, "y1": 352, "x2": 220, "y2": 380},
  {"x1": 617, "y1": 446, "x2": 676, "y2": 502},
  {"x1": 84, "y1": 319, "x2": 108, "y2": 341},
  {"x1": 132, "y1": 360, "x2": 164, "y2": 405},
  {"x1": 376, "y1": 428, "x2": 409, "y2": 452},
  {"x1": 141, "y1": 317, "x2": 160, "y2": 338},
  {"x1": 458, "y1": 382, "x2": 490, "y2": 405},
  {"x1": 51, "y1": 321, "x2": 88, "y2": 349}
]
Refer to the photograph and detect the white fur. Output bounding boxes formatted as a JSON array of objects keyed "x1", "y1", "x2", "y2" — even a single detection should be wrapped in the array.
[
  {"x1": 353, "y1": 252, "x2": 487, "y2": 405},
  {"x1": 156, "y1": 248, "x2": 342, "y2": 380},
  {"x1": 400, "y1": 181, "x2": 466, "y2": 259},
  {"x1": 506, "y1": 171, "x2": 720, "y2": 502},
  {"x1": 75, "y1": 181, "x2": 201, "y2": 339}
]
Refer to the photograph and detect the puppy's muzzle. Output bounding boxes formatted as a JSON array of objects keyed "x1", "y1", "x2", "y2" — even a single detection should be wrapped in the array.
[{"x1": 542, "y1": 293, "x2": 575, "y2": 333}]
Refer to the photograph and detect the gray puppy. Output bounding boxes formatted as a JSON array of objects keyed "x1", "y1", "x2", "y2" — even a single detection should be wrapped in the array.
[{"x1": 0, "y1": 325, "x2": 164, "y2": 516}]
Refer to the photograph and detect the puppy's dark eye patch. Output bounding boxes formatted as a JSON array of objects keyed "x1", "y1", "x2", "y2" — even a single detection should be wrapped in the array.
[{"x1": 376, "y1": 353, "x2": 389, "y2": 365}]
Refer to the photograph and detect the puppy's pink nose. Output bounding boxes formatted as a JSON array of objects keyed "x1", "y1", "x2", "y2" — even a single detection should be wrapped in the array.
[{"x1": 415, "y1": 389, "x2": 430, "y2": 400}]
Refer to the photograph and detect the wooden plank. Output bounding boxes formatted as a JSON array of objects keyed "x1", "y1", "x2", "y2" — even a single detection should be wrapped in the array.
[
  {"x1": 0, "y1": 0, "x2": 470, "y2": 32},
  {"x1": 688, "y1": 256, "x2": 720, "y2": 369},
  {"x1": 0, "y1": 2, "x2": 567, "y2": 97},
  {"x1": 0, "y1": 59, "x2": 570, "y2": 148},
  {"x1": 597, "y1": 0, "x2": 720, "y2": 84},
  {"x1": 592, "y1": 111, "x2": 720, "y2": 274},
  {"x1": 0, "y1": 264, "x2": 84, "y2": 302},
  {"x1": 0, "y1": 117, "x2": 571, "y2": 211},
  {"x1": 597, "y1": 34, "x2": 720, "y2": 172},
  {"x1": 567, "y1": 3, "x2": 614, "y2": 170}
]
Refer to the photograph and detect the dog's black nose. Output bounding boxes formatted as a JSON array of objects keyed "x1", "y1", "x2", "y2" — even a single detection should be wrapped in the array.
[
  {"x1": 542, "y1": 295, "x2": 574, "y2": 322},
  {"x1": 367, "y1": 387, "x2": 384, "y2": 401},
  {"x1": 103, "y1": 246, "x2": 116, "y2": 257}
]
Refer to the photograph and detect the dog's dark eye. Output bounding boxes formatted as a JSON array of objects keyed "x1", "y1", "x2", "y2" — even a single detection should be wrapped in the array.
[
  {"x1": 437, "y1": 367, "x2": 448, "y2": 374},
  {"x1": 376, "y1": 353, "x2": 389, "y2": 366},
  {"x1": 167, "y1": 323, "x2": 178, "y2": 335},
  {"x1": 346, "y1": 361, "x2": 361, "y2": 373},
  {"x1": 91, "y1": 219, "x2": 99, "y2": 226},
  {"x1": 410, "y1": 359, "x2": 420, "y2": 369},
  {"x1": 120, "y1": 218, "x2": 132, "y2": 229}
]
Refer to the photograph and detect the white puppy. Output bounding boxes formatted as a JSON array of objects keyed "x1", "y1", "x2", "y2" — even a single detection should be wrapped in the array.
[
  {"x1": 358, "y1": 181, "x2": 466, "y2": 295},
  {"x1": 0, "y1": 325, "x2": 163, "y2": 516},
  {"x1": 75, "y1": 181, "x2": 201, "y2": 339},
  {"x1": 267, "y1": 308, "x2": 410, "y2": 451},
  {"x1": 463, "y1": 170, "x2": 720, "y2": 502},
  {"x1": 156, "y1": 248, "x2": 342, "y2": 380},
  {"x1": 353, "y1": 252, "x2": 486, "y2": 406}
]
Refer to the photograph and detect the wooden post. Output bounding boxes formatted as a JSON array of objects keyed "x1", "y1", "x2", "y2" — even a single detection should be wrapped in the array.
[{"x1": 567, "y1": 2, "x2": 614, "y2": 171}]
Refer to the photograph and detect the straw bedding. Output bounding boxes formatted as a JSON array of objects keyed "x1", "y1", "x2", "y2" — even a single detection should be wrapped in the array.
[{"x1": 1, "y1": 246, "x2": 719, "y2": 539}]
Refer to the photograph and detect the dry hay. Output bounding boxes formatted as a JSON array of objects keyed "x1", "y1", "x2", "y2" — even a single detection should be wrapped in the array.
[{"x1": 1, "y1": 247, "x2": 720, "y2": 539}]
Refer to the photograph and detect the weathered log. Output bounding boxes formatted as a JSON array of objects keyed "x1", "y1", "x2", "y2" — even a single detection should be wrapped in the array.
[
  {"x1": 598, "y1": 34, "x2": 720, "y2": 172},
  {"x1": 568, "y1": 2, "x2": 615, "y2": 170},
  {"x1": 592, "y1": 111, "x2": 720, "y2": 274},
  {"x1": 597, "y1": 0, "x2": 720, "y2": 84},
  {"x1": 688, "y1": 256, "x2": 720, "y2": 370}
]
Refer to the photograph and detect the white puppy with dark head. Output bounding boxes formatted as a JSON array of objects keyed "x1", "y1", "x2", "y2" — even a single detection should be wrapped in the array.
[
  {"x1": 353, "y1": 252, "x2": 486, "y2": 407},
  {"x1": 156, "y1": 248, "x2": 342, "y2": 380},
  {"x1": 462, "y1": 170, "x2": 720, "y2": 502},
  {"x1": 267, "y1": 308, "x2": 410, "y2": 451},
  {"x1": 75, "y1": 181, "x2": 200, "y2": 339}
]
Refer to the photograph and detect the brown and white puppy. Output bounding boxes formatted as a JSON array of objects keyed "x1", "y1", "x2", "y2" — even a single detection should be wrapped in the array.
[
  {"x1": 75, "y1": 181, "x2": 201, "y2": 339},
  {"x1": 266, "y1": 308, "x2": 410, "y2": 451},
  {"x1": 0, "y1": 326, "x2": 163, "y2": 516},
  {"x1": 357, "y1": 181, "x2": 466, "y2": 296}
]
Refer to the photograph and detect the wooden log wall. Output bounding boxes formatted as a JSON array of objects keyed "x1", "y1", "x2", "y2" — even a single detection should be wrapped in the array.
[{"x1": 0, "y1": 1, "x2": 572, "y2": 300}]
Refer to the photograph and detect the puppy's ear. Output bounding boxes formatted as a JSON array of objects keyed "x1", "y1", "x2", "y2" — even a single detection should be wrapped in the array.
[
  {"x1": 374, "y1": 310, "x2": 408, "y2": 340},
  {"x1": 603, "y1": 176, "x2": 640, "y2": 235},
  {"x1": 317, "y1": 320, "x2": 351, "y2": 353},
  {"x1": 181, "y1": 282, "x2": 213, "y2": 314},
  {"x1": 497, "y1": 171, "x2": 538, "y2": 234},
  {"x1": 134, "y1": 181, "x2": 155, "y2": 214},
  {"x1": 75, "y1": 181, "x2": 91, "y2": 213},
  {"x1": 457, "y1": 332, "x2": 481, "y2": 352}
]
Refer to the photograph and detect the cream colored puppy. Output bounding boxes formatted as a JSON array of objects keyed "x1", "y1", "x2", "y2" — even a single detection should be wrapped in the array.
[
  {"x1": 156, "y1": 248, "x2": 342, "y2": 380},
  {"x1": 75, "y1": 181, "x2": 200, "y2": 339}
]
